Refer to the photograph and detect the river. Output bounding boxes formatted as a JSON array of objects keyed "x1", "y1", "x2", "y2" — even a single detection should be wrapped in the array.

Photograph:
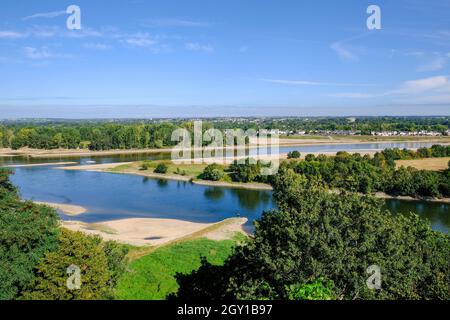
[{"x1": 1, "y1": 141, "x2": 448, "y2": 234}]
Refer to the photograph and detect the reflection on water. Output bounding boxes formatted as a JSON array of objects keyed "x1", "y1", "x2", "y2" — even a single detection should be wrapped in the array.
[{"x1": 384, "y1": 199, "x2": 450, "y2": 234}]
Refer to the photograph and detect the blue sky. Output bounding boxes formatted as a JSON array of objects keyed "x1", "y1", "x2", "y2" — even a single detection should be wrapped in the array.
[{"x1": 1, "y1": 0, "x2": 450, "y2": 118}]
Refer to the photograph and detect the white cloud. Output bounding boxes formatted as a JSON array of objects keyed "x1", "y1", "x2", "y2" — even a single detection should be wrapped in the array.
[
  {"x1": 332, "y1": 76, "x2": 450, "y2": 102},
  {"x1": 23, "y1": 46, "x2": 71, "y2": 60},
  {"x1": 82, "y1": 43, "x2": 111, "y2": 50},
  {"x1": 123, "y1": 33, "x2": 158, "y2": 47},
  {"x1": 23, "y1": 47, "x2": 53, "y2": 59},
  {"x1": 394, "y1": 76, "x2": 449, "y2": 94},
  {"x1": 0, "y1": 30, "x2": 27, "y2": 38},
  {"x1": 330, "y1": 42, "x2": 358, "y2": 61},
  {"x1": 185, "y1": 42, "x2": 214, "y2": 53},
  {"x1": 23, "y1": 10, "x2": 66, "y2": 21}
]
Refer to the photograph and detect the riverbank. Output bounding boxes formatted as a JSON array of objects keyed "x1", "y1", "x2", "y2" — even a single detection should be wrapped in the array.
[
  {"x1": 374, "y1": 192, "x2": 450, "y2": 204},
  {"x1": 62, "y1": 217, "x2": 248, "y2": 247},
  {"x1": 1, "y1": 136, "x2": 449, "y2": 159}
]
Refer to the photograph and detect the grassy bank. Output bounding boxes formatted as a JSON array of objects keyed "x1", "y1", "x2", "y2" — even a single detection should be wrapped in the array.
[{"x1": 115, "y1": 236, "x2": 243, "y2": 300}]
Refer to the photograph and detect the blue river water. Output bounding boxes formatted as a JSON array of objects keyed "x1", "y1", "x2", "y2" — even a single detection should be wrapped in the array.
[{"x1": 1, "y1": 141, "x2": 449, "y2": 233}]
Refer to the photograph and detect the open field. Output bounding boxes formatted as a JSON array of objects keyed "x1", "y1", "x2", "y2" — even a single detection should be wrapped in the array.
[{"x1": 396, "y1": 157, "x2": 450, "y2": 171}]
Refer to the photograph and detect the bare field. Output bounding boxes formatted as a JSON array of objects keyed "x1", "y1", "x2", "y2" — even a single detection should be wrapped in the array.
[{"x1": 396, "y1": 157, "x2": 450, "y2": 171}]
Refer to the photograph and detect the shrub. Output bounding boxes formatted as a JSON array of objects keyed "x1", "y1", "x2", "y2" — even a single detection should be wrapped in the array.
[
  {"x1": 154, "y1": 163, "x2": 168, "y2": 174},
  {"x1": 201, "y1": 164, "x2": 224, "y2": 181},
  {"x1": 141, "y1": 161, "x2": 152, "y2": 170},
  {"x1": 287, "y1": 151, "x2": 301, "y2": 159}
]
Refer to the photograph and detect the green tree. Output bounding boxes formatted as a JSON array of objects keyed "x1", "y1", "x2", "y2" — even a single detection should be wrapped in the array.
[
  {"x1": 173, "y1": 167, "x2": 450, "y2": 300},
  {"x1": 22, "y1": 229, "x2": 112, "y2": 300},
  {"x1": 0, "y1": 170, "x2": 59, "y2": 300}
]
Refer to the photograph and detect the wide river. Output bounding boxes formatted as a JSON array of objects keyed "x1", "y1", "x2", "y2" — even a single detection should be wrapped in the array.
[{"x1": 1, "y1": 141, "x2": 449, "y2": 233}]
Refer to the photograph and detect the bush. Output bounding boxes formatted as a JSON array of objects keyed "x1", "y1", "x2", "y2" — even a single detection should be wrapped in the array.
[
  {"x1": 154, "y1": 163, "x2": 168, "y2": 174},
  {"x1": 141, "y1": 160, "x2": 152, "y2": 170},
  {"x1": 287, "y1": 151, "x2": 301, "y2": 159},
  {"x1": 201, "y1": 164, "x2": 224, "y2": 181}
]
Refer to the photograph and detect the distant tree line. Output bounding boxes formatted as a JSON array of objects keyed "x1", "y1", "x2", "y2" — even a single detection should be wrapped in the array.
[
  {"x1": 0, "y1": 123, "x2": 180, "y2": 150},
  {"x1": 1, "y1": 117, "x2": 449, "y2": 151}
]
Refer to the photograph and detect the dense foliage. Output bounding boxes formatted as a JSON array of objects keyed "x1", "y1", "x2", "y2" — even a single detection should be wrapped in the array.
[
  {"x1": 0, "y1": 169, "x2": 128, "y2": 300},
  {"x1": 0, "y1": 169, "x2": 59, "y2": 300},
  {"x1": 285, "y1": 150, "x2": 450, "y2": 198},
  {"x1": 22, "y1": 229, "x2": 128, "y2": 300},
  {"x1": 172, "y1": 167, "x2": 450, "y2": 300}
]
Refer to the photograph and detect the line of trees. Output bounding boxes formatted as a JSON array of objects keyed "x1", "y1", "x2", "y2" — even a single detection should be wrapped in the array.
[
  {"x1": 0, "y1": 123, "x2": 180, "y2": 151},
  {"x1": 286, "y1": 151, "x2": 450, "y2": 198}
]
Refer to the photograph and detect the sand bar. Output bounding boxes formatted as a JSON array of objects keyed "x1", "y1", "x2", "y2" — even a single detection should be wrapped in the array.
[
  {"x1": 3, "y1": 162, "x2": 78, "y2": 168},
  {"x1": 34, "y1": 201, "x2": 87, "y2": 215},
  {"x1": 62, "y1": 217, "x2": 248, "y2": 246}
]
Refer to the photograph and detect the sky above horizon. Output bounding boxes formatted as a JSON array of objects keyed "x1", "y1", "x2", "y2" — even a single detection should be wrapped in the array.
[{"x1": 1, "y1": 0, "x2": 450, "y2": 118}]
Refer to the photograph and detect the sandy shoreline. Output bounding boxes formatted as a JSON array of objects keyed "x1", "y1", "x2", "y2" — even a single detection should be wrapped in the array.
[
  {"x1": 34, "y1": 201, "x2": 87, "y2": 215},
  {"x1": 3, "y1": 161, "x2": 78, "y2": 168},
  {"x1": 62, "y1": 217, "x2": 248, "y2": 246}
]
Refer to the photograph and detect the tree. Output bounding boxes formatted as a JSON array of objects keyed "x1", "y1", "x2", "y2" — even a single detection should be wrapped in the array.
[
  {"x1": 22, "y1": 229, "x2": 111, "y2": 300},
  {"x1": 173, "y1": 167, "x2": 450, "y2": 300}
]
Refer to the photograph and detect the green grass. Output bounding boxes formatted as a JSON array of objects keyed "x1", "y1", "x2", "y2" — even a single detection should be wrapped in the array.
[{"x1": 114, "y1": 238, "x2": 238, "y2": 300}]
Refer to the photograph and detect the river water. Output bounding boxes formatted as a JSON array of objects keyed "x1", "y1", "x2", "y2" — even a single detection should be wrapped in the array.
[{"x1": 1, "y1": 141, "x2": 448, "y2": 233}]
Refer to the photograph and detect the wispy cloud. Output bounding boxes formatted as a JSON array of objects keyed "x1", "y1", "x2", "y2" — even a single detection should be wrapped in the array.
[
  {"x1": 185, "y1": 42, "x2": 214, "y2": 53},
  {"x1": 82, "y1": 43, "x2": 111, "y2": 50},
  {"x1": 260, "y1": 79, "x2": 372, "y2": 87},
  {"x1": 23, "y1": 46, "x2": 71, "y2": 60},
  {"x1": 330, "y1": 42, "x2": 358, "y2": 61},
  {"x1": 333, "y1": 76, "x2": 450, "y2": 102},
  {"x1": 142, "y1": 18, "x2": 209, "y2": 28},
  {"x1": 392, "y1": 75, "x2": 449, "y2": 94},
  {"x1": 122, "y1": 33, "x2": 158, "y2": 47},
  {"x1": 22, "y1": 10, "x2": 66, "y2": 21},
  {"x1": 0, "y1": 30, "x2": 27, "y2": 39},
  {"x1": 416, "y1": 53, "x2": 449, "y2": 72}
]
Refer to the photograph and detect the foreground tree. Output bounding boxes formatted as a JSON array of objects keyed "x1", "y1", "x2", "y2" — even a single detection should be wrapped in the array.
[
  {"x1": 0, "y1": 169, "x2": 59, "y2": 300},
  {"x1": 173, "y1": 167, "x2": 450, "y2": 300},
  {"x1": 21, "y1": 229, "x2": 128, "y2": 300}
]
